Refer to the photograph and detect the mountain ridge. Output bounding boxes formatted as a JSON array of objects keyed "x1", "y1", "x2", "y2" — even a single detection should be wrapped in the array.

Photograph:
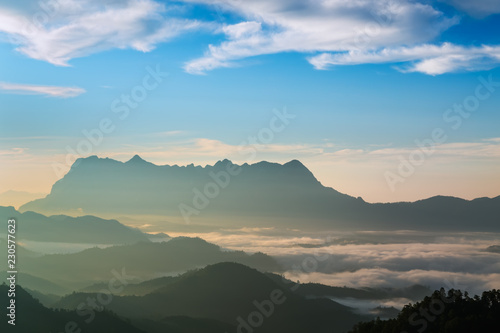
[
  {"x1": 19, "y1": 155, "x2": 500, "y2": 231},
  {"x1": 0, "y1": 205, "x2": 149, "y2": 244},
  {"x1": 54, "y1": 262, "x2": 369, "y2": 333}
]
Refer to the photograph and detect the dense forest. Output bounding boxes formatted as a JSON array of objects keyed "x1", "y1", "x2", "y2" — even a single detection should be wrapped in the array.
[{"x1": 349, "y1": 289, "x2": 500, "y2": 333}]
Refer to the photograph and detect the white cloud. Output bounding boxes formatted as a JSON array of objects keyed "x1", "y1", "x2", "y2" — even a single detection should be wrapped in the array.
[
  {"x1": 309, "y1": 43, "x2": 500, "y2": 75},
  {"x1": 183, "y1": 0, "x2": 460, "y2": 74},
  {"x1": 0, "y1": 82, "x2": 85, "y2": 97},
  {"x1": 158, "y1": 229, "x2": 500, "y2": 295},
  {"x1": 153, "y1": 130, "x2": 186, "y2": 137},
  {"x1": 0, "y1": 148, "x2": 27, "y2": 156},
  {"x1": 370, "y1": 140, "x2": 500, "y2": 159},
  {"x1": 1, "y1": 0, "x2": 499, "y2": 75},
  {"x1": 313, "y1": 139, "x2": 500, "y2": 161},
  {"x1": 0, "y1": 0, "x2": 206, "y2": 66}
]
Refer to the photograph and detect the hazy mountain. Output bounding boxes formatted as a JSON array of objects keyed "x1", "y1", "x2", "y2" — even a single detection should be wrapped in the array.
[
  {"x1": 0, "y1": 206, "x2": 149, "y2": 244},
  {"x1": 20, "y1": 156, "x2": 500, "y2": 231},
  {"x1": 0, "y1": 284, "x2": 145, "y2": 333},
  {"x1": 21, "y1": 155, "x2": 352, "y2": 220},
  {"x1": 54, "y1": 262, "x2": 369, "y2": 333},
  {"x1": 24, "y1": 288, "x2": 62, "y2": 308},
  {"x1": 20, "y1": 237, "x2": 282, "y2": 289},
  {"x1": 485, "y1": 245, "x2": 500, "y2": 253},
  {"x1": 146, "y1": 232, "x2": 171, "y2": 241},
  {"x1": 0, "y1": 237, "x2": 39, "y2": 259},
  {"x1": 0, "y1": 190, "x2": 46, "y2": 209},
  {"x1": 0, "y1": 271, "x2": 68, "y2": 296},
  {"x1": 81, "y1": 275, "x2": 181, "y2": 296},
  {"x1": 83, "y1": 269, "x2": 431, "y2": 301},
  {"x1": 266, "y1": 274, "x2": 432, "y2": 301}
]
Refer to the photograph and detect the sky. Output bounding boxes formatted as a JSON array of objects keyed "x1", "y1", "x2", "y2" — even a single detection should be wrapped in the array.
[{"x1": 0, "y1": 0, "x2": 499, "y2": 203}]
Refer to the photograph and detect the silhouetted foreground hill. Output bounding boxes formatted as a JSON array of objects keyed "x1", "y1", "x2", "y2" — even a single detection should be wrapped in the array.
[
  {"x1": 131, "y1": 316, "x2": 235, "y2": 333},
  {"x1": 55, "y1": 262, "x2": 369, "y2": 333},
  {"x1": 20, "y1": 156, "x2": 500, "y2": 231},
  {"x1": 20, "y1": 237, "x2": 281, "y2": 289},
  {"x1": 348, "y1": 289, "x2": 500, "y2": 333},
  {"x1": 0, "y1": 284, "x2": 145, "y2": 333},
  {"x1": 0, "y1": 206, "x2": 149, "y2": 244}
]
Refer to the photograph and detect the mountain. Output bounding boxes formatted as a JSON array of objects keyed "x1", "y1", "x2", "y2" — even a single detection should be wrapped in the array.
[
  {"x1": 81, "y1": 275, "x2": 181, "y2": 296},
  {"x1": 485, "y1": 245, "x2": 500, "y2": 253},
  {"x1": 0, "y1": 284, "x2": 145, "y2": 333},
  {"x1": 19, "y1": 237, "x2": 282, "y2": 289},
  {"x1": 0, "y1": 237, "x2": 39, "y2": 259},
  {"x1": 0, "y1": 190, "x2": 46, "y2": 209},
  {"x1": 20, "y1": 156, "x2": 500, "y2": 231},
  {"x1": 54, "y1": 262, "x2": 369, "y2": 333},
  {"x1": 266, "y1": 274, "x2": 432, "y2": 301},
  {"x1": 0, "y1": 206, "x2": 149, "y2": 244},
  {"x1": 0, "y1": 271, "x2": 68, "y2": 296},
  {"x1": 24, "y1": 288, "x2": 62, "y2": 308},
  {"x1": 20, "y1": 156, "x2": 350, "y2": 219}
]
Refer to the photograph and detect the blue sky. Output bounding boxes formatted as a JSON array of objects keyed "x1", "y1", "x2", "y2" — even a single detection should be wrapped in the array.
[{"x1": 0, "y1": 0, "x2": 499, "y2": 203}]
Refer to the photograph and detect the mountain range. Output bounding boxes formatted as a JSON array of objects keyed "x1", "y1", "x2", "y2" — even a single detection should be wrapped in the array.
[
  {"x1": 19, "y1": 156, "x2": 500, "y2": 231},
  {"x1": 0, "y1": 285, "x2": 145, "y2": 333},
  {"x1": 54, "y1": 262, "x2": 370, "y2": 333},
  {"x1": 13, "y1": 237, "x2": 281, "y2": 291},
  {"x1": 0, "y1": 205, "x2": 149, "y2": 244}
]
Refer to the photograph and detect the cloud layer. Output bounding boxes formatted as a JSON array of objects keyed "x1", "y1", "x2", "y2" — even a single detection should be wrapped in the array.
[
  {"x1": 159, "y1": 228, "x2": 500, "y2": 296},
  {"x1": 183, "y1": 0, "x2": 460, "y2": 74},
  {"x1": 0, "y1": 0, "x2": 499, "y2": 74},
  {"x1": 0, "y1": 0, "x2": 204, "y2": 66},
  {"x1": 0, "y1": 82, "x2": 85, "y2": 97},
  {"x1": 309, "y1": 43, "x2": 500, "y2": 75}
]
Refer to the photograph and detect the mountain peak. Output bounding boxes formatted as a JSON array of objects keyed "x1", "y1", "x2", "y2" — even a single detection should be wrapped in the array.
[
  {"x1": 284, "y1": 159, "x2": 306, "y2": 168},
  {"x1": 213, "y1": 159, "x2": 233, "y2": 167},
  {"x1": 126, "y1": 154, "x2": 148, "y2": 164}
]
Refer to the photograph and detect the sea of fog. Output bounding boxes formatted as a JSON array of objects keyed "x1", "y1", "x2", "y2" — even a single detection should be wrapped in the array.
[
  {"x1": 163, "y1": 228, "x2": 500, "y2": 297},
  {"x1": 20, "y1": 228, "x2": 500, "y2": 298}
]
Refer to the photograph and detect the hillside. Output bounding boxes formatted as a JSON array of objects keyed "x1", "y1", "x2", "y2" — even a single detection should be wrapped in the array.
[
  {"x1": 54, "y1": 262, "x2": 369, "y2": 333},
  {"x1": 20, "y1": 237, "x2": 282, "y2": 288},
  {"x1": 0, "y1": 284, "x2": 145, "y2": 333},
  {"x1": 0, "y1": 206, "x2": 149, "y2": 244}
]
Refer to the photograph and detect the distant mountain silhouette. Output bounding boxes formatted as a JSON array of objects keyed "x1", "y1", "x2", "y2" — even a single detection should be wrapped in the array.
[
  {"x1": 0, "y1": 271, "x2": 68, "y2": 296},
  {"x1": 485, "y1": 245, "x2": 500, "y2": 253},
  {"x1": 0, "y1": 237, "x2": 38, "y2": 259},
  {"x1": 0, "y1": 284, "x2": 145, "y2": 333},
  {"x1": 266, "y1": 274, "x2": 431, "y2": 301},
  {"x1": 20, "y1": 156, "x2": 500, "y2": 231},
  {"x1": 0, "y1": 206, "x2": 149, "y2": 244},
  {"x1": 0, "y1": 190, "x2": 45, "y2": 209},
  {"x1": 19, "y1": 237, "x2": 282, "y2": 290},
  {"x1": 54, "y1": 262, "x2": 369, "y2": 333},
  {"x1": 81, "y1": 275, "x2": 181, "y2": 296},
  {"x1": 82, "y1": 268, "x2": 431, "y2": 301},
  {"x1": 24, "y1": 287, "x2": 61, "y2": 308}
]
